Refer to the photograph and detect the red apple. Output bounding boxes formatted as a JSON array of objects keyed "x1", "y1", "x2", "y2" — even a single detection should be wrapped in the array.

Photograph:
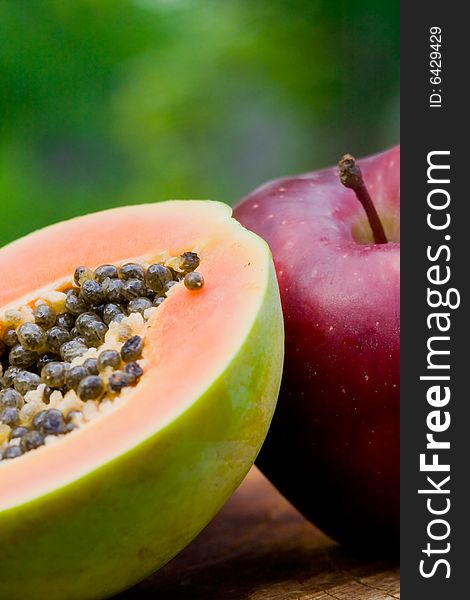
[{"x1": 234, "y1": 147, "x2": 400, "y2": 550}]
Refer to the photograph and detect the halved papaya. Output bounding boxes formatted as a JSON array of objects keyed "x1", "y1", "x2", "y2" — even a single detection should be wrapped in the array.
[{"x1": 0, "y1": 201, "x2": 283, "y2": 600}]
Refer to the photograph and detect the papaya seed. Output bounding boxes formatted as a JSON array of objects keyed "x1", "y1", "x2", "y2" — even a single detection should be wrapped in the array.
[
  {"x1": 74, "y1": 266, "x2": 94, "y2": 287},
  {"x1": 108, "y1": 372, "x2": 129, "y2": 393},
  {"x1": 119, "y1": 263, "x2": 145, "y2": 281},
  {"x1": 179, "y1": 251, "x2": 200, "y2": 273},
  {"x1": 17, "y1": 323, "x2": 47, "y2": 353},
  {"x1": 2, "y1": 444, "x2": 24, "y2": 460},
  {"x1": 121, "y1": 336, "x2": 144, "y2": 362},
  {"x1": 33, "y1": 304, "x2": 56, "y2": 329},
  {"x1": 184, "y1": 271, "x2": 204, "y2": 290},
  {"x1": 77, "y1": 376, "x2": 104, "y2": 401},
  {"x1": 97, "y1": 350, "x2": 121, "y2": 371},
  {"x1": 94, "y1": 264, "x2": 118, "y2": 282}
]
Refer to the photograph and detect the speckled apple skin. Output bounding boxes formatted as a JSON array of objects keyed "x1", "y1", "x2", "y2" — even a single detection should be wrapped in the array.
[{"x1": 235, "y1": 147, "x2": 400, "y2": 551}]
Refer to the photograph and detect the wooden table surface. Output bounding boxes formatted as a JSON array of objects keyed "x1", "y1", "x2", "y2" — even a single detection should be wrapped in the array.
[{"x1": 115, "y1": 468, "x2": 400, "y2": 599}]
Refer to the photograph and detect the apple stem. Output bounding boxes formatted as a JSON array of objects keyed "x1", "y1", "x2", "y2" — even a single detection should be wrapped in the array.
[{"x1": 338, "y1": 154, "x2": 388, "y2": 244}]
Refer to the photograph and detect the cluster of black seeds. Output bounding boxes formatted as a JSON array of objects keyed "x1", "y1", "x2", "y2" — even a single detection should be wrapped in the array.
[{"x1": 0, "y1": 253, "x2": 203, "y2": 462}]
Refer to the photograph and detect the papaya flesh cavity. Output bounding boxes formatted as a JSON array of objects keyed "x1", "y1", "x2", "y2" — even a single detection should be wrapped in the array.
[
  {"x1": 0, "y1": 201, "x2": 284, "y2": 600},
  {"x1": 0, "y1": 250, "x2": 205, "y2": 459}
]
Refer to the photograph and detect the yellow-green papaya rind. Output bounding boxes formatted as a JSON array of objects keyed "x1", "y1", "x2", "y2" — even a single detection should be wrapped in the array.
[{"x1": 0, "y1": 260, "x2": 283, "y2": 600}]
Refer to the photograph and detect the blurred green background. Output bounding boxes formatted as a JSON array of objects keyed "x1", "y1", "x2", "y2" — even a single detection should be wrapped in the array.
[{"x1": 0, "y1": 0, "x2": 399, "y2": 247}]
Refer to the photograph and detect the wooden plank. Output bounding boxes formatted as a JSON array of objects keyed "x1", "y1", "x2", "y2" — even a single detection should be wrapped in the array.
[{"x1": 115, "y1": 468, "x2": 399, "y2": 599}]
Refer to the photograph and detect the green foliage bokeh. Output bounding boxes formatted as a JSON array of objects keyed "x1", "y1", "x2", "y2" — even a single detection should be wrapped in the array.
[{"x1": 0, "y1": 0, "x2": 399, "y2": 247}]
